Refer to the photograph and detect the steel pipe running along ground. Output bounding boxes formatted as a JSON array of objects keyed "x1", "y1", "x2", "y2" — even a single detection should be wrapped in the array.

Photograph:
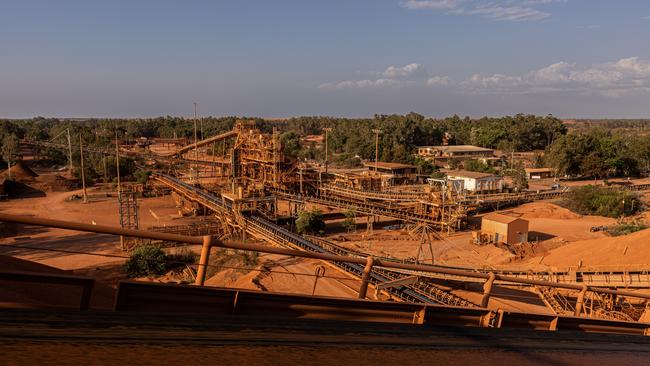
[{"x1": 3, "y1": 212, "x2": 650, "y2": 303}]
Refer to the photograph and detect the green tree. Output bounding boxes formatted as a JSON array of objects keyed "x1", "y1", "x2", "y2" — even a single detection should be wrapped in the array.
[
  {"x1": 464, "y1": 159, "x2": 495, "y2": 173},
  {"x1": 341, "y1": 210, "x2": 356, "y2": 232},
  {"x1": 505, "y1": 167, "x2": 529, "y2": 191},
  {"x1": 563, "y1": 185, "x2": 643, "y2": 218},
  {"x1": 1, "y1": 134, "x2": 19, "y2": 179},
  {"x1": 124, "y1": 245, "x2": 167, "y2": 278},
  {"x1": 280, "y1": 131, "x2": 301, "y2": 158},
  {"x1": 133, "y1": 170, "x2": 152, "y2": 185},
  {"x1": 296, "y1": 209, "x2": 326, "y2": 235}
]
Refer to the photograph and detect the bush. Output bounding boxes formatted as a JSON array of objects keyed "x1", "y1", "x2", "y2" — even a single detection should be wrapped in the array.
[
  {"x1": 133, "y1": 170, "x2": 152, "y2": 185},
  {"x1": 563, "y1": 185, "x2": 643, "y2": 218},
  {"x1": 503, "y1": 167, "x2": 529, "y2": 191},
  {"x1": 607, "y1": 219, "x2": 648, "y2": 236},
  {"x1": 241, "y1": 251, "x2": 260, "y2": 266},
  {"x1": 124, "y1": 245, "x2": 167, "y2": 278},
  {"x1": 464, "y1": 159, "x2": 495, "y2": 173},
  {"x1": 296, "y1": 209, "x2": 326, "y2": 235},
  {"x1": 341, "y1": 210, "x2": 356, "y2": 232}
]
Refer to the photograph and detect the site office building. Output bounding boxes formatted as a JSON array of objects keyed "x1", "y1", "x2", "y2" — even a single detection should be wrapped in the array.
[
  {"x1": 481, "y1": 213, "x2": 529, "y2": 245},
  {"x1": 446, "y1": 170, "x2": 503, "y2": 194}
]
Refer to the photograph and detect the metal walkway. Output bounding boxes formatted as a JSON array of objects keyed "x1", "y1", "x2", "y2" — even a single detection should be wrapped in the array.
[{"x1": 271, "y1": 188, "x2": 452, "y2": 227}]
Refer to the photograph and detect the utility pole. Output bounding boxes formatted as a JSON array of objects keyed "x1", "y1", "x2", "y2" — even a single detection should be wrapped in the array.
[
  {"x1": 66, "y1": 128, "x2": 73, "y2": 174},
  {"x1": 200, "y1": 117, "x2": 204, "y2": 141},
  {"x1": 193, "y1": 102, "x2": 199, "y2": 184},
  {"x1": 299, "y1": 159, "x2": 304, "y2": 194},
  {"x1": 115, "y1": 128, "x2": 124, "y2": 250},
  {"x1": 372, "y1": 129, "x2": 382, "y2": 174},
  {"x1": 79, "y1": 135, "x2": 88, "y2": 203},
  {"x1": 103, "y1": 156, "x2": 108, "y2": 183},
  {"x1": 322, "y1": 127, "x2": 332, "y2": 175},
  {"x1": 115, "y1": 129, "x2": 121, "y2": 192}
]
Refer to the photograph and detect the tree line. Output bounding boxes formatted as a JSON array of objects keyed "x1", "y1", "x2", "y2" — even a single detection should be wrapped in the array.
[{"x1": 8, "y1": 113, "x2": 650, "y2": 182}]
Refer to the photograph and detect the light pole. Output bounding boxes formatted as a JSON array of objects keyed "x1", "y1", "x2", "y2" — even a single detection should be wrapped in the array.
[
  {"x1": 193, "y1": 102, "x2": 199, "y2": 184},
  {"x1": 323, "y1": 127, "x2": 332, "y2": 175},
  {"x1": 371, "y1": 129, "x2": 382, "y2": 174},
  {"x1": 79, "y1": 134, "x2": 87, "y2": 203}
]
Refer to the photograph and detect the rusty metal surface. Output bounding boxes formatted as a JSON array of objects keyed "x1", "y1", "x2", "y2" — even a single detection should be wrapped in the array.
[
  {"x1": 115, "y1": 281, "x2": 650, "y2": 337},
  {"x1": 3, "y1": 307, "x2": 650, "y2": 366},
  {"x1": 0, "y1": 270, "x2": 94, "y2": 310}
]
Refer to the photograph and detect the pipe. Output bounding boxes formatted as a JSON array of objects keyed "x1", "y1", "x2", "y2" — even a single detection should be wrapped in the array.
[
  {"x1": 195, "y1": 235, "x2": 212, "y2": 286},
  {"x1": 481, "y1": 272, "x2": 496, "y2": 308},
  {"x1": 358, "y1": 256, "x2": 375, "y2": 299},
  {"x1": 575, "y1": 285, "x2": 588, "y2": 316},
  {"x1": 0, "y1": 213, "x2": 203, "y2": 245}
]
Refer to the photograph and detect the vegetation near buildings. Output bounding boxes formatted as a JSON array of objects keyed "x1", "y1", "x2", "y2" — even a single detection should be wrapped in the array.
[
  {"x1": 544, "y1": 129, "x2": 642, "y2": 179},
  {"x1": 0, "y1": 113, "x2": 566, "y2": 169},
  {"x1": 562, "y1": 185, "x2": 643, "y2": 218},
  {"x1": 464, "y1": 159, "x2": 495, "y2": 174},
  {"x1": 504, "y1": 167, "x2": 529, "y2": 191},
  {"x1": 296, "y1": 209, "x2": 326, "y2": 235}
]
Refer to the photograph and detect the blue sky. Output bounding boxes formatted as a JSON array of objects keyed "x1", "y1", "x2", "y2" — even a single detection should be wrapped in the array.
[{"x1": 1, "y1": 0, "x2": 650, "y2": 118}]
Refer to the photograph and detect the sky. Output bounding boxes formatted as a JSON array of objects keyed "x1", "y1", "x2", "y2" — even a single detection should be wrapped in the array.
[{"x1": 2, "y1": 0, "x2": 650, "y2": 119}]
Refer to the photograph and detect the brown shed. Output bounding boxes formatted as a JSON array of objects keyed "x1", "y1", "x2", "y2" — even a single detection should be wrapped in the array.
[{"x1": 481, "y1": 213, "x2": 529, "y2": 245}]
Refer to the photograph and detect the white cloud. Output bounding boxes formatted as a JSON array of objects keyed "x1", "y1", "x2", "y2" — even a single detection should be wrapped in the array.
[
  {"x1": 400, "y1": 0, "x2": 565, "y2": 22},
  {"x1": 460, "y1": 57, "x2": 650, "y2": 97},
  {"x1": 382, "y1": 63, "x2": 429, "y2": 78},
  {"x1": 426, "y1": 76, "x2": 450, "y2": 86},
  {"x1": 319, "y1": 78, "x2": 401, "y2": 90},
  {"x1": 320, "y1": 57, "x2": 650, "y2": 97},
  {"x1": 462, "y1": 4, "x2": 550, "y2": 21},
  {"x1": 319, "y1": 63, "x2": 450, "y2": 90},
  {"x1": 400, "y1": 0, "x2": 459, "y2": 10}
]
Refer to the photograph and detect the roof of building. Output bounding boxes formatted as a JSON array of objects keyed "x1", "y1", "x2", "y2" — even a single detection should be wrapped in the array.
[
  {"x1": 364, "y1": 162, "x2": 417, "y2": 170},
  {"x1": 418, "y1": 145, "x2": 494, "y2": 153},
  {"x1": 482, "y1": 212, "x2": 527, "y2": 225},
  {"x1": 524, "y1": 168, "x2": 554, "y2": 173},
  {"x1": 446, "y1": 170, "x2": 500, "y2": 179}
]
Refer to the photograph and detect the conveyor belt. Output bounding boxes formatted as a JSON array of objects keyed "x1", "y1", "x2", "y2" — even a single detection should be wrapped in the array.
[{"x1": 152, "y1": 173, "x2": 478, "y2": 306}]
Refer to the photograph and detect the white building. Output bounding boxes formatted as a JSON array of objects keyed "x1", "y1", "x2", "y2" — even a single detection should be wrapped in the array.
[{"x1": 446, "y1": 170, "x2": 503, "y2": 193}]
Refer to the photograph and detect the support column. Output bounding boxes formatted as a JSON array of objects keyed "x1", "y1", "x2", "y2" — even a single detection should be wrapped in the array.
[
  {"x1": 574, "y1": 285, "x2": 588, "y2": 316},
  {"x1": 358, "y1": 256, "x2": 374, "y2": 299},
  {"x1": 481, "y1": 272, "x2": 496, "y2": 308},
  {"x1": 195, "y1": 235, "x2": 213, "y2": 286},
  {"x1": 312, "y1": 265, "x2": 326, "y2": 296}
]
